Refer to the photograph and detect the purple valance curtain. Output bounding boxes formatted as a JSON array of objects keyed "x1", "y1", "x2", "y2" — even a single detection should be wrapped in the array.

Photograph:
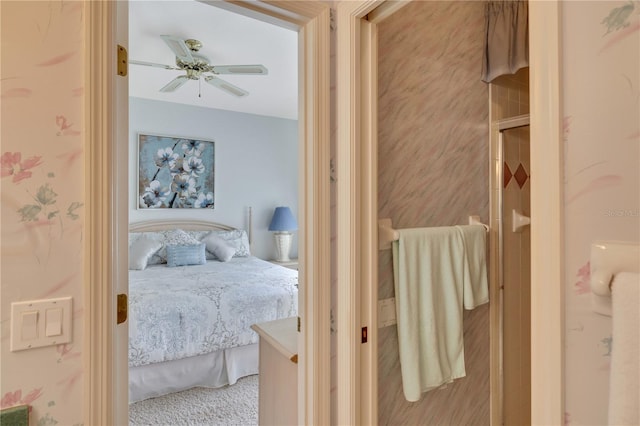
[{"x1": 481, "y1": 1, "x2": 529, "y2": 83}]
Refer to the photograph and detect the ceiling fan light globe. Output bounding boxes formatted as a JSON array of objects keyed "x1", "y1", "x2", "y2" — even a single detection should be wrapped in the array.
[{"x1": 184, "y1": 39, "x2": 203, "y2": 52}]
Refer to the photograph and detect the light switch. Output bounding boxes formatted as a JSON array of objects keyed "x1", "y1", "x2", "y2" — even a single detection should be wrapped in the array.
[
  {"x1": 21, "y1": 311, "x2": 38, "y2": 340},
  {"x1": 45, "y1": 308, "x2": 63, "y2": 337},
  {"x1": 11, "y1": 297, "x2": 72, "y2": 351}
]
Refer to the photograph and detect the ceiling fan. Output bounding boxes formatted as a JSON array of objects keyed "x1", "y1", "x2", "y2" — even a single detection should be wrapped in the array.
[{"x1": 130, "y1": 35, "x2": 268, "y2": 98}]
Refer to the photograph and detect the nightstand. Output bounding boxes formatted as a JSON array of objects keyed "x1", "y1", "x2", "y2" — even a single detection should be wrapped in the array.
[
  {"x1": 269, "y1": 259, "x2": 299, "y2": 270},
  {"x1": 251, "y1": 317, "x2": 298, "y2": 425}
]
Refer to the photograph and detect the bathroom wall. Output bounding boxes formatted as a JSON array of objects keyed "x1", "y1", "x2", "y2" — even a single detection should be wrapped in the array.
[
  {"x1": 377, "y1": 2, "x2": 490, "y2": 424},
  {"x1": 1, "y1": 2, "x2": 86, "y2": 424},
  {"x1": 562, "y1": 2, "x2": 640, "y2": 425}
]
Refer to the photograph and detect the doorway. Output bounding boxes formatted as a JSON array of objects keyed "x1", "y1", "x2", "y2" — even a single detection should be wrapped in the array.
[
  {"x1": 336, "y1": 1, "x2": 563, "y2": 424},
  {"x1": 85, "y1": 1, "x2": 331, "y2": 425}
]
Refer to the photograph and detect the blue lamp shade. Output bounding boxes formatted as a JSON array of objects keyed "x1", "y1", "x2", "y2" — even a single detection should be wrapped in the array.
[{"x1": 268, "y1": 207, "x2": 298, "y2": 232}]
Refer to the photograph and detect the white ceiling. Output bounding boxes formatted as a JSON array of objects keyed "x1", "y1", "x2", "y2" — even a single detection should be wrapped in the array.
[{"x1": 128, "y1": 0, "x2": 299, "y2": 120}]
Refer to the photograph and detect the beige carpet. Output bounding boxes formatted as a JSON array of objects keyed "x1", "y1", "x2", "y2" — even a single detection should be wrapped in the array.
[{"x1": 129, "y1": 375, "x2": 258, "y2": 426}]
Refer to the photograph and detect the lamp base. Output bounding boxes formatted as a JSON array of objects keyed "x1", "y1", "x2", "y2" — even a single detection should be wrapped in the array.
[{"x1": 273, "y1": 232, "x2": 292, "y2": 262}]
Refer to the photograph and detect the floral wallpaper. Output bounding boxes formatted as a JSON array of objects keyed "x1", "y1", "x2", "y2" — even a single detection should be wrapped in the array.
[
  {"x1": 562, "y1": 1, "x2": 639, "y2": 425},
  {"x1": 1, "y1": 1, "x2": 85, "y2": 425}
]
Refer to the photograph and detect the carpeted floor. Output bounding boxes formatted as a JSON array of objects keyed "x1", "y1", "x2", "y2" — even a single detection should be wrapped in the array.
[{"x1": 129, "y1": 375, "x2": 258, "y2": 426}]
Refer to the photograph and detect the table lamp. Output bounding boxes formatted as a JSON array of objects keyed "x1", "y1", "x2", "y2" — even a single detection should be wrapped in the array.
[{"x1": 268, "y1": 206, "x2": 298, "y2": 262}]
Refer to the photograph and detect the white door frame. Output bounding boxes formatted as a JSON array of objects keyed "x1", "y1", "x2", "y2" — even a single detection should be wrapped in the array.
[
  {"x1": 336, "y1": 1, "x2": 564, "y2": 425},
  {"x1": 84, "y1": 1, "x2": 331, "y2": 425}
]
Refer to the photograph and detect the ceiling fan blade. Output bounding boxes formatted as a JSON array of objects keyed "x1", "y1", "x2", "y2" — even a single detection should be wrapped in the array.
[
  {"x1": 160, "y1": 76, "x2": 190, "y2": 93},
  {"x1": 160, "y1": 35, "x2": 194, "y2": 63},
  {"x1": 205, "y1": 76, "x2": 249, "y2": 97},
  {"x1": 130, "y1": 60, "x2": 179, "y2": 70},
  {"x1": 210, "y1": 64, "x2": 268, "y2": 75}
]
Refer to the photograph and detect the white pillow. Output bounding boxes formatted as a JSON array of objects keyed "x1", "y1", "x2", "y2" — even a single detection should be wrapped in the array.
[
  {"x1": 211, "y1": 229, "x2": 251, "y2": 257},
  {"x1": 129, "y1": 234, "x2": 163, "y2": 270},
  {"x1": 129, "y1": 232, "x2": 165, "y2": 265},
  {"x1": 201, "y1": 233, "x2": 236, "y2": 262}
]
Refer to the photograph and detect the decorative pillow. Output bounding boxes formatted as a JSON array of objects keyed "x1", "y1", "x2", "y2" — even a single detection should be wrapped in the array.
[
  {"x1": 212, "y1": 229, "x2": 251, "y2": 257},
  {"x1": 129, "y1": 234, "x2": 163, "y2": 270},
  {"x1": 157, "y1": 229, "x2": 201, "y2": 261},
  {"x1": 185, "y1": 230, "x2": 210, "y2": 241},
  {"x1": 128, "y1": 232, "x2": 141, "y2": 247},
  {"x1": 201, "y1": 232, "x2": 236, "y2": 262},
  {"x1": 182, "y1": 230, "x2": 216, "y2": 260},
  {"x1": 166, "y1": 243, "x2": 207, "y2": 267},
  {"x1": 130, "y1": 232, "x2": 165, "y2": 265}
]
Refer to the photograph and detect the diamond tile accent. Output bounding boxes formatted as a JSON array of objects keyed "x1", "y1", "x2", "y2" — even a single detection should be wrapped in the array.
[
  {"x1": 504, "y1": 162, "x2": 513, "y2": 188},
  {"x1": 514, "y1": 163, "x2": 529, "y2": 188}
]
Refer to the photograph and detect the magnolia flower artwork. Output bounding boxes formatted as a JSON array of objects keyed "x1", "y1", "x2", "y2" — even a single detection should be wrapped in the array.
[{"x1": 138, "y1": 134, "x2": 215, "y2": 209}]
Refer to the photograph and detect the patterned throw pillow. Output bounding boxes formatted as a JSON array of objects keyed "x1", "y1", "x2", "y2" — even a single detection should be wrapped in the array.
[
  {"x1": 166, "y1": 243, "x2": 207, "y2": 267},
  {"x1": 157, "y1": 229, "x2": 201, "y2": 261}
]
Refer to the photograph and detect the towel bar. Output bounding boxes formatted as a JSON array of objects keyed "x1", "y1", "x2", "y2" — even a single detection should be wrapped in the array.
[
  {"x1": 378, "y1": 215, "x2": 489, "y2": 250},
  {"x1": 589, "y1": 241, "x2": 639, "y2": 316}
]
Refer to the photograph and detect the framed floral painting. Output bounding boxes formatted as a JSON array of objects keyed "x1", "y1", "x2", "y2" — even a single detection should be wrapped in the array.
[{"x1": 138, "y1": 133, "x2": 215, "y2": 209}]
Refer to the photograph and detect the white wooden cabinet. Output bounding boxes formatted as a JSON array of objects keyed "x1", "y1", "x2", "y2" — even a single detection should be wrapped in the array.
[{"x1": 251, "y1": 317, "x2": 298, "y2": 425}]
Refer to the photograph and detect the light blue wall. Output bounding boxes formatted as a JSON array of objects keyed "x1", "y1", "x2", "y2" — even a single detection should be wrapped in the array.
[{"x1": 129, "y1": 97, "x2": 298, "y2": 260}]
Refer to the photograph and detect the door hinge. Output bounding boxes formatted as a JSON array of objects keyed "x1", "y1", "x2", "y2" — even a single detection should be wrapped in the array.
[
  {"x1": 117, "y1": 293, "x2": 127, "y2": 324},
  {"x1": 361, "y1": 326, "x2": 368, "y2": 343},
  {"x1": 117, "y1": 45, "x2": 127, "y2": 77},
  {"x1": 297, "y1": 316, "x2": 301, "y2": 332}
]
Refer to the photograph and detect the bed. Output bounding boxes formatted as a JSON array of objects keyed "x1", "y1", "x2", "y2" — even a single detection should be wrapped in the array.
[{"x1": 127, "y1": 219, "x2": 298, "y2": 403}]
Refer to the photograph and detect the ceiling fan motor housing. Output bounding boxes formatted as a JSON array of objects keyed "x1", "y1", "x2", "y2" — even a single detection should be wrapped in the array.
[{"x1": 131, "y1": 35, "x2": 265, "y2": 97}]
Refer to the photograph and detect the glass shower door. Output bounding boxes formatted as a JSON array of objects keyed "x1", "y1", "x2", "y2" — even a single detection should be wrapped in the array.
[{"x1": 500, "y1": 124, "x2": 531, "y2": 426}]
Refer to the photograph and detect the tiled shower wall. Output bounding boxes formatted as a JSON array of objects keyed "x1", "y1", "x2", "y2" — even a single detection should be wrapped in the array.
[
  {"x1": 490, "y1": 68, "x2": 529, "y2": 121},
  {"x1": 377, "y1": 2, "x2": 489, "y2": 424}
]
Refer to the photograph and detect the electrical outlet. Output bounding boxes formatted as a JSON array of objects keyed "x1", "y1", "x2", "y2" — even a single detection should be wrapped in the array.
[{"x1": 378, "y1": 297, "x2": 397, "y2": 327}]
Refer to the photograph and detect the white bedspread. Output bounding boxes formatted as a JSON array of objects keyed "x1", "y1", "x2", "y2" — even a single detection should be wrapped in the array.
[{"x1": 128, "y1": 256, "x2": 298, "y2": 368}]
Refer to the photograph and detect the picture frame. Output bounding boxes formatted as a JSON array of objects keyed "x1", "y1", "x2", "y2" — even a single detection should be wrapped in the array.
[{"x1": 138, "y1": 133, "x2": 215, "y2": 209}]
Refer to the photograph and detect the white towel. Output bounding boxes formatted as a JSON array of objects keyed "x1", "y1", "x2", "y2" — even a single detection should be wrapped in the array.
[
  {"x1": 608, "y1": 272, "x2": 640, "y2": 426},
  {"x1": 392, "y1": 225, "x2": 488, "y2": 402},
  {"x1": 456, "y1": 225, "x2": 489, "y2": 309}
]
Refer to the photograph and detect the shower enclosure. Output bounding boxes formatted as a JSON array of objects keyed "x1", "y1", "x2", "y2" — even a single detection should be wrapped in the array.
[{"x1": 490, "y1": 114, "x2": 531, "y2": 426}]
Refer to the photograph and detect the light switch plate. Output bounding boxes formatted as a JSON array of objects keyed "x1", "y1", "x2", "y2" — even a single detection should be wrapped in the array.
[{"x1": 10, "y1": 297, "x2": 72, "y2": 351}]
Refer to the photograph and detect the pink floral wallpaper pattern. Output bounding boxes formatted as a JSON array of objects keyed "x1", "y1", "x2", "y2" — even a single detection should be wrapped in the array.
[
  {"x1": 563, "y1": 1, "x2": 639, "y2": 424},
  {"x1": 1, "y1": 2, "x2": 85, "y2": 425}
]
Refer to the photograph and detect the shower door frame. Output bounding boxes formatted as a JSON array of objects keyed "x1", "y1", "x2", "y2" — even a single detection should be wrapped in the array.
[
  {"x1": 336, "y1": 1, "x2": 564, "y2": 425},
  {"x1": 490, "y1": 114, "x2": 531, "y2": 426}
]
